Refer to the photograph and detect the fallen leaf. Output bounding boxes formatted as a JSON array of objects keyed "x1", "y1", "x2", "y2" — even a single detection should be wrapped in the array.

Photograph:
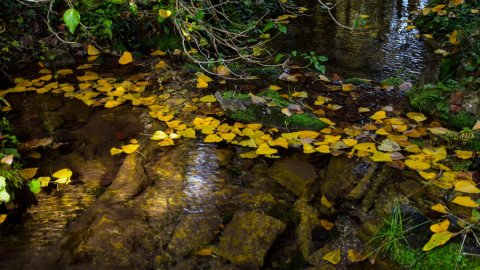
[
  {"x1": 199, "y1": 95, "x2": 217, "y2": 103},
  {"x1": 342, "y1": 83, "x2": 357, "y2": 91},
  {"x1": 87, "y1": 44, "x2": 100, "y2": 56},
  {"x1": 422, "y1": 231, "x2": 455, "y2": 251},
  {"x1": 53, "y1": 168, "x2": 73, "y2": 179},
  {"x1": 119, "y1": 51, "x2": 133, "y2": 65},
  {"x1": 256, "y1": 143, "x2": 278, "y2": 155},
  {"x1": 151, "y1": 131, "x2": 169, "y2": 140},
  {"x1": 159, "y1": 9, "x2": 172, "y2": 18},
  {"x1": 323, "y1": 249, "x2": 341, "y2": 265},
  {"x1": 455, "y1": 150, "x2": 473, "y2": 160},
  {"x1": 348, "y1": 249, "x2": 366, "y2": 262},
  {"x1": 194, "y1": 248, "x2": 212, "y2": 256},
  {"x1": 405, "y1": 159, "x2": 430, "y2": 171},
  {"x1": 321, "y1": 195, "x2": 333, "y2": 208},
  {"x1": 0, "y1": 214, "x2": 7, "y2": 224},
  {"x1": 110, "y1": 147, "x2": 123, "y2": 155},
  {"x1": 430, "y1": 219, "x2": 450, "y2": 233},
  {"x1": 19, "y1": 168, "x2": 38, "y2": 179},
  {"x1": 122, "y1": 144, "x2": 139, "y2": 154},
  {"x1": 354, "y1": 143, "x2": 377, "y2": 153},
  {"x1": 431, "y1": 203, "x2": 448, "y2": 214},
  {"x1": 370, "y1": 111, "x2": 386, "y2": 120},
  {"x1": 204, "y1": 134, "x2": 223, "y2": 143},
  {"x1": 406, "y1": 112, "x2": 427, "y2": 122},
  {"x1": 454, "y1": 181, "x2": 480, "y2": 194},
  {"x1": 320, "y1": 219, "x2": 334, "y2": 230},
  {"x1": 451, "y1": 196, "x2": 480, "y2": 207}
]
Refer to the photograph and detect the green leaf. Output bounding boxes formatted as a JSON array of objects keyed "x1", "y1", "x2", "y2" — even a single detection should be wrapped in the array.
[
  {"x1": 422, "y1": 231, "x2": 455, "y2": 251},
  {"x1": 195, "y1": 10, "x2": 205, "y2": 20},
  {"x1": 473, "y1": 209, "x2": 480, "y2": 223},
  {"x1": 278, "y1": 25, "x2": 287, "y2": 34},
  {"x1": 274, "y1": 53, "x2": 285, "y2": 63},
  {"x1": 0, "y1": 176, "x2": 10, "y2": 203},
  {"x1": 262, "y1": 21, "x2": 274, "y2": 32},
  {"x1": 63, "y1": 8, "x2": 81, "y2": 34},
  {"x1": 28, "y1": 179, "x2": 41, "y2": 194}
]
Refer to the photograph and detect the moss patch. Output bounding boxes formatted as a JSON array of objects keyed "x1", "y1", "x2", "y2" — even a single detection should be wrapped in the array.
[{"x1": 220, "y1": 90, "x2": 327, "y2": 130}]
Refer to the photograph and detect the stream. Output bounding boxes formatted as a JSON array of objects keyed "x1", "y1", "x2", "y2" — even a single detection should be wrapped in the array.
[{"x1": 0, "y1": 0, "x2": 462, "y2": 269}]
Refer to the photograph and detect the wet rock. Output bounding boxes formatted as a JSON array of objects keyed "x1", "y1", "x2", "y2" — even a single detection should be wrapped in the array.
[
  {"x1": 216, "y1": 148, "x2": 234, "y2": 167},
  {"x1": 214, "y1": 211, "x2": 286, "y2": 267},
  {"x1": 167, "y1": 212, "x2": 221, "y2": 256},
  {"x1": 322, "y1": 155, "x2": 376, "y2": 202},
  {"x1": 293, "y1": 199, "x2": 322, "y2": 259},
  {"x1": 267, "y1": 158, "x2": 317, "y2": 198},
  {"x1": 463, "y1": 91, "x2": 480, "y2": 117},
  {"x1": 46, "y1": 48, "x2": 76, "y2": 67}
]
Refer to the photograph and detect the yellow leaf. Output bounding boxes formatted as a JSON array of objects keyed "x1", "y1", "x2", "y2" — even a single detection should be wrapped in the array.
[
  {"x1": 268, "y1": 137, "x2": 289, "y2": 149},
  {"x1": 342, "y1": 83, "x2": 357, "y2": 91},
  {"x1": 199, "y1": 95, "x2": 217, "y2": 103},
  {"x1": 158, "y1": 138, "x2": 175, "y2": 146},
  {"x1": 406, "y1": 25, "x2": 416, "y2": 31},
  {"x1": 204, "y1": 134, "x2": 223, "y2": 143},
  {"x1": 269, "y1": 85, "x2": 282, "y2": 91},
  {"x1": 194, "y1": 248, "x2": 212, "y2": 256},
  {"x1": 196, "y1": 73, "x2": 213, "y2": 89},
  {"x1": 370, "y1": 111, "x2": 386, "y2": 120},
  {"x1": 320, "y1": 219, "x2": 334, "y2": 230},
  {"x1": 455, "y1": 150, "x2": 473, "y2": 160},
  {"x1": 150, "y1": 50, "x2": 167, "y2": 56},
  {"x1": 321, "y1": 195, "x2": 333, "y2": 208},
  {"x1": 38, "y1": 176, "x2": 51, "y2": 187},
  {"x1": 342, "y1": 139, "x2": 358, "y2": 147},
  {"x1": 219, "y1": 133, "x2": 236, "y2": 141},
  {"x1": 348, "y1": 249, "x2": 366, "y2": 263},
  {"x1": 56, "y1": 69, "x2": 74, "y2": 76},
  {"x1": 119, "y1": 51, "x2": 133, "y2": 65},
  {"x1": 315, "y1": 145, "x2": 331, "y2": 154},
  {"x1": 19, "y1": 168, "x2": 38, "y2": 179},
  {"x1": 39, "y1": 74, "x2": 52, "y2": 81},
  {"x1": 121, "y1": 144, "x2": 139, "y2": 154},
  {"x1": 423, "y1": 147, "x2": 447, "y2": 163},
  {"x1": 358, "y1": 107, "x2": 371, "y2": 113},
  {"x1": 404, "y1": 144, "x2": 421, "y2": 153},
  {"x1": 434, "y1": 49, "x2": 449, "y2": 56},
  {"x1": 319, "y1": 117, "x2": 335, "y2": 126},
  {"x1": 370, "y1": 151, "x2": 392, "y2": 162},
  {"x1": 419, "y1": 171, "x2": 437, "y2": 180},
  {"x1": 151, "y1": 131, "x2": 169, "y2": 140},
  {"x1": 87, "y1": 44, "x2": 100, "y2": 56},
  {"x1": 430, "y1": 219, "x2": 450, "y2": 233},
  {"x1": 159, "y1": 9, "x2": 172, "y2": 19},
  {"x1": 423, "y1": 34, "x2": 434, "y2": 39},
  {"x1": 422, "y1": 231, "x2": 455, "y2": 251},
  {"x1": 110, "y1": 147, "x2": 123, "y2": 155},
  {"x1": 405, "y1": 159, "x2": 430, "y2": 171},
  {"x1": 52, "y1": 168, "x2": 72, "y2": 179},
  {"x1": 155, "y1": 60, "x2": 168, "y2": 69},
  {"x1": 451, "y1": 196, "x2": 480, "y2": 208},
  {"x1": 354, "y1": 143, "x2": 376, "y2": 153},
  {"x1": 178, "y1": 128, "x2": 196, "y2": 138},
  {"x1": 431, "y1": 204, "x2": 448, "y2": 214},
  {"x1": 256, "y1": 143, "x2": 278, "y2": 155},
  {"x1": 323, "y1": 249, "x2": 341, "y2": 265},
  {"x1": 406, "y1": 112, "x2": 427, "y2": 122},
  {"x1": 0, "y1": 214, "x2": 7, "y2": 224},
  {"x1": 240, "y1": 151, "x2": 258, "y2": 159},
  {"x1": 454, "y1": 181, "x2": 480, "y2": 194},
  {"x1": 449, "y1": 30, "x2": 459, "y2": 45},
  {"x1": 298, "y1": 131, "x2": 320, "y2": 139},
  {"x1": 291, "y1": 91, "x2": 308, "y2": 98},
  {"x1": 303, "y1": 143, "x2": 316, "y2": 154}
]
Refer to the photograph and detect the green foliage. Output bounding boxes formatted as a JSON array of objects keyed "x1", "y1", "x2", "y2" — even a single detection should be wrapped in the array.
[
  {"x1": 63, "y1": 8, "x2": 81, "y2": 34},
  {"x1": 447, "y1": 111, "x2": 478, "y2": 130},
  {"x1": 381, "y1": 77, "x2": 405, "y2": 87},
  {"x1": 286, "y1": 114, "x2": 327, "y2": 130}
]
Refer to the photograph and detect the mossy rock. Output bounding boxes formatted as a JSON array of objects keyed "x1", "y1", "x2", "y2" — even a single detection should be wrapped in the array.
[{"x1": 216, "y1": 90, "x2": 327, "y2": 131}]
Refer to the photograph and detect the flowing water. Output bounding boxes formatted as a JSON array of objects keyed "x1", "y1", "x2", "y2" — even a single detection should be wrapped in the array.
[{"x1": 278, "y1": 0, "x2": 440, "y2": 81}]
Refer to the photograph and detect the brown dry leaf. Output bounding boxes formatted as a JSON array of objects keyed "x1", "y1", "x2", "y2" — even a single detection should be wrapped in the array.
[
  {"x1": 19, "y1": 168, "x2": 38, "y2": 179},
  {"x1": 320, "y1": 219, "x2": 334, "y2": 230}
]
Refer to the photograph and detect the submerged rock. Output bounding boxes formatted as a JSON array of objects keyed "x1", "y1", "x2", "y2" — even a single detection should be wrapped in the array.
[
  {"x1": 214, "y1": 211, "x2": 286, "y2": 267},
  {"x1": 267, "y1": 159, "x2": 317, "y2": 198},
  {"x1": 167, "y1": 212, "x2": 221, "y2": 256}
]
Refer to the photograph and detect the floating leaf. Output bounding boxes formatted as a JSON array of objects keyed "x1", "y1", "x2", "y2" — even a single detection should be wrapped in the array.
[
  {"x1": 454, "y1": 180, "x2": 480, "y2": 194},
  {"x1": 431, "y1": 203, "x2": 448, "y2": 214},
  {"x1": 269, "y1": 85, "x2": 282, "y2": 91},
  {"x1": 419, "y1": 171, "x2": 437, "y2": 180},
  {"x1": 204, "y1": 134, "x2": 223, "y2": 143},
  {"x1": 53, "y1": 168, "x2": 73, "y2": 179},
  {"x1": 20, "y1": 168, "x2": 38, "y2": 179},
  {"x1": 151, "y1": 131, "x2": 169, "y2": 140},
  {"x1": 378, "y1": 139, "x2": 401, "y2": 152},
  {"x1": 119, "y1": 51, "x2": 133, "y2": 65},
  {"x1": 354, "y1": 143, "x2": 376, "y2": 153},
  {"x1": 122, "y1": 144, "x2": 139, "y2": 154},
  {"x1": 178, "y1": 128, "x2": 196, "y2": 139},
  {"x1": 323, "y1": 249, "x2": 341, "y2": 265},
  {"x1": 87, "y1": 44, "x2": 100, "y2": 56},
  {"x1": 370, "y1": 151, "x2": 392, "y2": 162},
  {"x1": 256, "y1": 143, "x2": 278, "y2": 155},
  {"x1": 110, "y1": 147, "x2": 123, "y2": 155},
  {"x1": 430, "y1": 219, "x2": 450, "y2": 233},
  {"x1": 451, "y1": 196, "x2": 480, "y2": 208},
  {"x1": 422, "y1": 231, "x2": 455, "y2": 251}
]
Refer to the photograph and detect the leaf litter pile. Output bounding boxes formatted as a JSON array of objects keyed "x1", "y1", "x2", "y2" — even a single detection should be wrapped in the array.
[{"x1": 1, "y1": 46, "x2": 480, "y2": 260}]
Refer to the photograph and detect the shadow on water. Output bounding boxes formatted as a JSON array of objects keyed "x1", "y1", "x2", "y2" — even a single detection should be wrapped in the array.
[{"x1": 276, "y1": 0, "x2": 440, "y2": 81}]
